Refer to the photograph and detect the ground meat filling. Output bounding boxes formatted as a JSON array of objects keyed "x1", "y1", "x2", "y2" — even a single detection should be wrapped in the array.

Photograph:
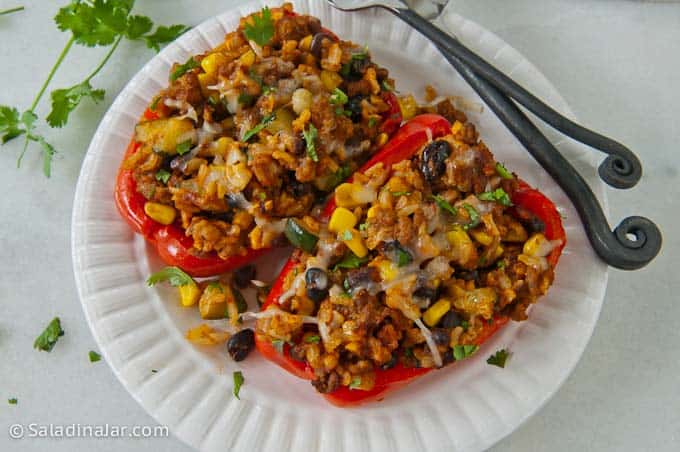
[
  {"x1": 257, "y1": 116, "x2": 561, "y2": 393},
  {"x1": 125, "y1": 3, "x2": 397, "y2": 260}
]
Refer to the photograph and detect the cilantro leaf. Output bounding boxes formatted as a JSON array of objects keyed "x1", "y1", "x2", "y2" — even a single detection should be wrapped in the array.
[
  {"x1": 462, "y1": 203, "x2": 481, "y2": 230},
  {"x1": 170, "y1": 57, "x2": 199, "y2": 82},
  {"x1": 333, "y1": 253, "x2": 369, "y2": 271},
  {"x1": 495, "y1": 162, "x2": 513, "y2": 179},
  {"x1": 243, "y1": 6, "x2": 274, "y2": 46},
  {"x1": 8, "y1": 398, "x2": 18, "y2": 405},
  {"x1": 329, "y1": 88, "x2": 348, "y2": 106},
  {"x1": 358, "y1": 223, "x2": 368, "y2": 231},
  {"x1": 232, "y1": 371, "x2": 244, "y2": 399},
  {"x1": 89, "y1": 350, "x2": 102, "y2": 362},
  {"x1": 155, "y1": 169, "x2": 171, "y2": 184},
  {"x1": 478, "y1": 188, "x2": 512, "y2": 207},
  {"x1": 367, "y1": 117, "x2": 378, "y2": 128},
  {"x1": 34, "y1": 317, "x2": 65, "y2": 352},
  {"x1": 453, "y1": 344, "x2": 478, "y2": 361},
  {"x1": 303, "y1": 123, "x2": 318, "y2": 162},
  {"x1": 125, "y1": 14, "x2": 153, "y2": 39},
  {"x1": 432, "y1": 194, "x2": 457, "y2": 216},
  {"x1": 396, "y1": 247, "x2": 412, "y2": 267},
  {"x1": 36, "y1": 135, "x2": 56, "y2": 178},
  {"x1": 304, "y1": 335, "x2": 321, "y2": 344},
  {"x1": 142, "y1": 24, "x2": 190, "y2": 52},
  {"x1": 176, "y1": 139, "x2": 192, "y2": 155},
  {"x1": 146, "y1": 266, "x2": 195, "y2": 287},
  {"x1": 55, "y1": 0, "x2": 131, "y2": 47},
  {"x1": 487, "y1": 349, "x2": 510, "y2": 368},
  {"x1": 242, "y1": 113, "x2": 275, "y2": 142},
  {"x1": 348, "y1": 376, "x2": 362, "y2": 390},
  {"x1": 47, "y1": 80, "x2": 105, "y2": 128},
  {"x1": 0, "y1": 105, "x2": 25, "y2": 143}
]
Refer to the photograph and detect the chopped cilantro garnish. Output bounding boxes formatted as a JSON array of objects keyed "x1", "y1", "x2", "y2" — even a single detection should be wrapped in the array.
[
  {"x1": 303, "y1": 123, "x2": 318, "y2": 162},
  {"x1": 453, "y1": 344, "x2": 478, "y2": 361},
  {"x1": 325, "y1": 165, "x2": 350, "y2": 189},
  {"x1": 88, "y1": 350, "x2": 102, "y2": 362},
  {"x1": 170, "y1": 58, "x2": 199, "y2": 82},
  {"x1": 462, "y1": 203, "x2": 481, "y2": 230},
  {"x1": 149, "y1": 96, "x2": 161, "y2": 111},
  {"x1": 340, "y1": 230, "x2": 353, "y2": 241},
  {"x1": 432, "y1": 194, "x2": 457, "y2": 216},
  {"x1": 207, "y1": 281, "x2": 223, "y2": 292},
  {"x1": 238, "y1": 92, "x2": 256, "y2": 106},
  {"x1": 367, "y1": 117, "x2": 378, "y2": 128},
  {"x1": 358, "y1": 223, "x2": 368, "y2": 231},
  {"x1": 147, "y1": 266, "x2": 194, "y2": 287},
  {"x1": 495, "y1": 162, "x2": 513, "y2": 179},
  {"x1": 330, "y1": 88, "x2": 348, "y2": 105},
  {"x1": 262, "y1": 85, "x2": 277, "y2": 95},
  {"x1": 34, "y1": 317, "x2": 64, "y2": 352},
  {"x1": 243, "y1": 6, "x2": 274, "y2": 46},
  {"x1": 232, "y1": 371, "x2": 244, "y2": 399},
  {"x1": 478, "y1": 188, "x2": 512, "y2": 206},
  {"x1": 305, "y1": 335, "x2": 321, "y2": 344},
  {"x1": 333, "y1": 253, "x2": 369, "y2": 271},
  {"x1": 175, "y1": 139, "x2": 192, "y2": 155},
  {"x1": 155, "y1": 169, "x2": 171, "y2": 184},
  {"x1": 487, "y1": 349, "x2": 510, "y2": 368},
  {"x1": 496, "y1": 260, "x2": 506, "y2": 269},
  {"x1": 334, "y1": 107, "x2": 352, "y2": 117},
  {"x1": 242, "y1": 113, "x2": 276, "y2": 142},
  {"x1": 381, "y1": 80, "x2": 394, "y2": 92},
  {"x1": 460, "y1": 320, "x2": 469, "y2": 330},
  {"x1": 348, "y1": 376, "x2": 362, "y2": 390},
  {"x1": 8, "y1": 398, "x2": 17, "y2": 405}
]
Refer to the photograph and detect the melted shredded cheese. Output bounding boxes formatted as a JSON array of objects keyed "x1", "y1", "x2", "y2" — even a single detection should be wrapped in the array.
[{"x1": 415, "y1": 317, "x2": 443, "y2": 367}]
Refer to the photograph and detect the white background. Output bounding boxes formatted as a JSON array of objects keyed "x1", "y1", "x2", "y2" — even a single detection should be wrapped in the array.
[{"x1": 0, "y1": 0, "x2": 677, "y2": 451}]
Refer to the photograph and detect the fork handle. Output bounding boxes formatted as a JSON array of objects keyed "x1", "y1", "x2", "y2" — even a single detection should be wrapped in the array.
[
  {"x1": 392, "y1": 7, "x2": 642, "y2": 190},
  {"x1": 441, "y1": 49, "x2": 661, "y2": 270}
]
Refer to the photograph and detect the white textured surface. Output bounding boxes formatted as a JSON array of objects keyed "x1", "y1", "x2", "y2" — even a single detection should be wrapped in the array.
[
  {"x1": 71, "y1": 1, "x2": 608, "y2": 451},
  {"x1": 1, "y1": 1, "x2": 677, "y2": 452}
]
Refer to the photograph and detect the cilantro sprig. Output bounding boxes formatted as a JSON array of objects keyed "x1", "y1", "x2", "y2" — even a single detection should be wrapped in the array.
[
  {"x1": 1, "y1": 0, "x2": 188, "y2": 176},
  {"x1": 242, "y1": 113, "x2": 276, "y2": 142},
  {"x1": 233, "y1": 370, "x2": 244, "y2": 399},
  {"x1": 243, "y1": 6, "x2": 274, "y2": 47},
  {"x1": 487, "y1": 349, "x2": 510, "y2": 368},
  {"x1": 477, "y1": 188, "x2": 512, "y2": 207},
  {"x1": 453, "y1": 344, "x2": 478, "y2": 361}
]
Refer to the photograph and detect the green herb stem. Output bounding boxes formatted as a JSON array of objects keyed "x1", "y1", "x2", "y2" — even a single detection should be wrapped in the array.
[
  {"x1": 30, "y1": 36, "x2": 75, "y2": 112},
  {"x1": 85, "y1": 35, "x2": 123, "y2": 83},
  {"x1": 0, "y1": 6, "x2": 24, "y2": 15}
]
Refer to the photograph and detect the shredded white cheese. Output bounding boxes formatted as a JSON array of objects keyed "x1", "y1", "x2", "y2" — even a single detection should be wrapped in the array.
[{"x1": 415, "y1": 318, "x2": 443, "y2": 367}]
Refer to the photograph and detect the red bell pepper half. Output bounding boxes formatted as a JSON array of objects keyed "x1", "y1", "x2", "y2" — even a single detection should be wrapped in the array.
[{"x1": 256, "y1": 114, "x2": 566, "y2": 406}]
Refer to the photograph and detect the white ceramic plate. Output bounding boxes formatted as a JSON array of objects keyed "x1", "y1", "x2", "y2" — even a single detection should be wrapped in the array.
[{"x1": 72, "y1": 1, "x2": 609, "y2": 451}]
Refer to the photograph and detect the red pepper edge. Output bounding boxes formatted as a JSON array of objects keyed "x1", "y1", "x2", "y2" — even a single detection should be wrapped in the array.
[{"x1": 255, "y1": 113, "x2": 567, "y2": 406}]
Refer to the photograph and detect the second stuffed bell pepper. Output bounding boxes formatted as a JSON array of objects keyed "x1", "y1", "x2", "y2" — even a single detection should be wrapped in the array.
[{"x1": 255, "y1": 114, "x2": 566, "y2": 406}]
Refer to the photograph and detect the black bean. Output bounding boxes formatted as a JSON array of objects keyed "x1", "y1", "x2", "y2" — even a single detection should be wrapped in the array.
[
  {"x1": 305, "y1": 268, "x2": 329, "y2": 302},
  {"x1": 526, "y1": 216, "x2": 546, "y2": 234},
  {"x1": 421, "y1": 140, "x2": 451, "y2": 182},
  {"x1": 379, "y1": 240, "x2": 413, "y2": 267},
  {"x1": 310, "y1": 32, "x2": 337, "y2": 58},
  {"x1": 457, "y1": 269, "x2": 479, "y2": 282},
  {"x1": 292, "y1": 135, "x2": 306, "y2": 155},
  {"x1": 440, "y1": 311, "x2": 463, "y2": 329},
  {"x1": 413, "y1": 276, "x2": 439, "y2": 302},
  {"x1": 442, "y1": 349, "x2": 455, "y2": 365},
  {"x1": 233, "y1": 265, "x2": 256, "y2": 289},
  {"x1": 290, "y1": 179, "x2": 311, "y2": 198},
  {"x1": 346, "y1": 95, "x2": 364, "y2": 122},
  {"x1": 227, "y1": 329, "x2": 255, "y2": 362},
  {"x1": 432, "y1": 328, "x2": 451, "y2": 346},
  {"x1": 345, "y1": 266, "x2": 379, "y2": 291},
  {"x1": 289, "y1": 344, "x2": 306, "y2": 362}
]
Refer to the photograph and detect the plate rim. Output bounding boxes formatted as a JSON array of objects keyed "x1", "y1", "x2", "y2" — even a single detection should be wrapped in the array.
[{"x1": 71, "y1": 2, "x2": 610, "y2": 451}]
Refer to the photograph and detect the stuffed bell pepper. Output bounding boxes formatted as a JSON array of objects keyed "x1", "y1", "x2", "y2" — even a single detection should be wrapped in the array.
[
  {"x1": 253, "y1": 113, "x2": 566, "y2": 406},
  {"x1": 115, "y1": 3, "x2": 402, "y2": 276}
]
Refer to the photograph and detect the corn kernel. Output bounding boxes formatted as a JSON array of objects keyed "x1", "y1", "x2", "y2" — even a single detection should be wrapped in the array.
[
  {"x1": 334, "y1": 183, "x2": 377, "y2": 208},
  {"x1": 201, "y1": 53, "x2": 227, "y2": 75},
  {"x1": 523, "y1": 233, "x2": 548, "y2": 256},
  {"x1": 446, "y1": 228, "x2": 472, "y2": 247},
  {"x1": 372, "y1": 258, "x2": 398, "y2": 282},
  {"x1": 238, "y1": 49, "x2": 256, "y2": 67},
  {"x1": 345, "y1": 342, "x2": 361, "y2": 353},
  {"x1": 398, "y1": 94, "x2": 418, "y2": 120},
  {"x1": 144, "y1": 202, "x2": 177, "y2": 225},
  {"x1": 451, "y1": 120, "x2": 463, "y2": 135},
  {"x1": 299, "y1": 34, "x2": 313, "y2": 50},
  {"x1": 329, "y1": 207, "x2": 358, "y2": 233},
  {"x1": 376, "y1": 132, "x2": 389, "y2": 147},
  {"x1": 320, "y1": 70, "x2": 343, "y2": 91},
  {"x1": 423, "y1": 299, "x2": 452, "y2": 327},
  {"x1": 494, "y1": 245, "x2": 504, "y2": 259},
  {"x1": 179, "y1": 283, "x2": 200, "y2": 307},
  {"x1": 470, "y1": 230, "x2": 493, "y2": 246},
  {"x1": 292, "y1": 88, "x2": 313, "y2": 115},
  {"x1": 197, "y1": 73, "x2": 216, "y2": 97},
  {"x1": 340, "y1": 229, "x2": 368, "y2": 258},
  {"x1": 366, "y1": 206, "x2": 379, "y2": 219}
]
